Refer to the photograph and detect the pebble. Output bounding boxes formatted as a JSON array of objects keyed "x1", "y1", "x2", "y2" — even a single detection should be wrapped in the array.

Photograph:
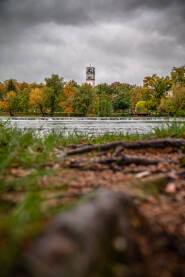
[{"x1": 165, "y1": 183, "x2": 176, "y2": 195}]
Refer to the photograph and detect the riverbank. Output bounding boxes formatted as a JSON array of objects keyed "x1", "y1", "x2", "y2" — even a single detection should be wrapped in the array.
[
  {"x1": 0, "y1": 122, "x2": 185, "y2": 276},
  {"x1": 0, "y1": 112, "x2": 181, "y2": 117}
]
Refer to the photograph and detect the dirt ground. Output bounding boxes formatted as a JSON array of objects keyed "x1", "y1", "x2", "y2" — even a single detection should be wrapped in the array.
[{"x1": 2, "y1": 139, "x2": 185, "y2": 277}]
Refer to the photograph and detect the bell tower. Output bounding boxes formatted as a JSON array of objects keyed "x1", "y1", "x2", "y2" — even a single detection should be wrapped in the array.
[{"x1": 86, "y1": 66, "x2": 95, "y2": 86}]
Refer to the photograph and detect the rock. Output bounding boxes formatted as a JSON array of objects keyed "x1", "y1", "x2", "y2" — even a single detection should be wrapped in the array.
[{"x1": 165, "y1": 183, "x2": 176, "y2": 195}]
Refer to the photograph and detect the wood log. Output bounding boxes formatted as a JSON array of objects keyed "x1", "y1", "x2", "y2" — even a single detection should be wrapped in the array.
[{"x1": 67, "y1": 138, "x2": 185, "y2": 156}]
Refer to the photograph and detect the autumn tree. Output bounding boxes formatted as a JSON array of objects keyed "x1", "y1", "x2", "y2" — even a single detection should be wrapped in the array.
[
  {"x1": 144, "y1": 74, "x2": 171, "y2": 101},
  {"x1": 0, "y1": 91, "x2": 18, "y2": 116},
  {"x1": 29, "y1": 88, "x2": 47, "y2": 116},
  {"x1": 17, "y1": 82, "x2": 29, "y2": 91},
  {"x1": 130, "y1": 87, "x2": 143, "y2": 110},
  {"x1": 158, "y1": 85, "x2": 185, "y2": 116},
  {"x1": 66, "y1": 80, "x2": 79, "y2": 88},
  {"x1": 59, "y1": 85, "x2": 75, "y2": 116},
  {"x1": 45, "y1": 74, "x2": 65, "y2": 116}
]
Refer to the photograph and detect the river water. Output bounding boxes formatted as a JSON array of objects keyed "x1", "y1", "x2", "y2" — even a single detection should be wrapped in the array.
[{"x1": 1, "y1": 117, "x2": 185, "y2": 136}]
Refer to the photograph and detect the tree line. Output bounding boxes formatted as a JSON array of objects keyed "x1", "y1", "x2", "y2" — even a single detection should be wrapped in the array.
[{"x1": 0, "y1": 66, "x2": 185, "y2": 117}]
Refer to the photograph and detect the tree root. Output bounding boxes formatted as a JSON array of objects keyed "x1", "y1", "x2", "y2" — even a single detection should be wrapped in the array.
[
  {"x1": 67, "y1": 138, "x2": 185, "y2": 156},
  {"x1": 92, "y1": 154, "x2": 175, "y2": 166}
]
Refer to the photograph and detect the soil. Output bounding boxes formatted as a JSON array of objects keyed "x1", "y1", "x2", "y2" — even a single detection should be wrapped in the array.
[{"x1": 1, "y1": 140, "x2": 185, "y2": 276}]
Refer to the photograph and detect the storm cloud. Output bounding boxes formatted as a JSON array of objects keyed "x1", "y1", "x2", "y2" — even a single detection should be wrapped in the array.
[{"x1": 0, "y1": 0, "x2": 185, "y2": 84}]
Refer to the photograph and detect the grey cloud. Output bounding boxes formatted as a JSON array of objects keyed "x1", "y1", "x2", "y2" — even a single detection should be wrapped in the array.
[
  {"x1": 0, "y1": 0, "x2": 185, "y2": 84},
  {"x1": 1, "y1": 0, "x2": 185, "y2": 26}
]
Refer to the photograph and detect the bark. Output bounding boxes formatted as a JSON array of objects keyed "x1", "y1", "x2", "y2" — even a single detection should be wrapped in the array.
[
  {"x1": 39, "y1": 105, "x2": 45, "y2": 117},
  {"x1": 9, "y1": 109, "x2": 14, "y2": 117},
  {"x1": 67, "y1": 138, "x2": 185, "y2": 156}
]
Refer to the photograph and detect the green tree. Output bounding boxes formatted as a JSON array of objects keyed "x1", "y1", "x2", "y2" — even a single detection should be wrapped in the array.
[
  {"x1": 171, "y1": 66, "x2": 185, "y2": 86},
  {"x1": 72, "y1": 84, "x2": 95, "y2": 115},
  {"x1": 109, "y1": 83, "x2": 133, "y2": 112},
  {"x1": 0, "y1": 82, "x2": 5, "y2": 99},
  {"x1": 45, "y1": 74, "x2": 65, "y2": 116},
  {"x1": 135, "y1": 101, "x2": 148, "y2": 114},
  {"x1": 17, "y1": 88, "x2": 30, "y2": 113},
  {"x1": 113, "y1": 92, "x2": 130, "y2": 112},
  {"x1": 96, "y1": 83, "x2": 113, "y2": 95},
  {"x1": 97, "y1": 92, "x2": 112, "y2": 116},
  {"x1": 6, "y1": 79, "x2": 17, "y2": 93}
]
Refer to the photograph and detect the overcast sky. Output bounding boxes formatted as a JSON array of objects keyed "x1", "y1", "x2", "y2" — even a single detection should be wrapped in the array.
[{"x1": 0, "y1": 0, "x2": 185, "y2": 85}]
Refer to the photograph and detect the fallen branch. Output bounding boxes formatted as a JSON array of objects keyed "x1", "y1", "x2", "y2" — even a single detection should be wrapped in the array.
[
  {"x1": 92, "y1": 154, "x2": 176, "y2": 166},
  {"x1": 67, "y1": 138, "x2": 185, "y2": 156}
]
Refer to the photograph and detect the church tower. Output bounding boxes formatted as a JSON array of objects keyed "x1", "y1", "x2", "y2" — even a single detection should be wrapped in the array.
[{"x1": 86, "y1": 66, "x2": 95, "y2": 86}]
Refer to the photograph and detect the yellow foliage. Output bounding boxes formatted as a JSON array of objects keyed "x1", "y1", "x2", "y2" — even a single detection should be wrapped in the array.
[
  {"x1": 29, "y1": 88, "x2": 46, "y2": 106},
  {"x1": 130, "y1": 87, "x2": 142, "y2": 110},
  {"x1": 6, "y1": 91, "x2": 16, "y2": 100},
  {"x1": 0, "y1": 91, "x2": 17, "y2": 114},
  {"x1": 59, "y1": 85, "x2": 74, "y2": 116},
  {"x1": 0, "y1": 100, "x2": 7, "y2": 111}
]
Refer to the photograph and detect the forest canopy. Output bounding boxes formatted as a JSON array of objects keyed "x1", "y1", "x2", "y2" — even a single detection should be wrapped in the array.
[{"x1": 0, "y1": 66, "x2": 185, "y2": 117}]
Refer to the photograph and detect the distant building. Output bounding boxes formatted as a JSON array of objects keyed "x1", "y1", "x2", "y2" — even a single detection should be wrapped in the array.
[
  {"x1": 86, "y1": 66, "x2": 95, "y2": 86},
  {"x1": 165, "y1": 90, "x2": 173, "y2": 97}
]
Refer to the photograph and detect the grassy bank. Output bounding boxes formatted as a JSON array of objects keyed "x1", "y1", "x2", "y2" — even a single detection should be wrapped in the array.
[{"x1": 0, "y1": 121, "x2": 185, "y2": 275}]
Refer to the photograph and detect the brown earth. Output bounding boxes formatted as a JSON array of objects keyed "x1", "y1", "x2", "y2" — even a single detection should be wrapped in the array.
[{"x1": 2, "y1": 139, "x2": 185, "y2": 276}]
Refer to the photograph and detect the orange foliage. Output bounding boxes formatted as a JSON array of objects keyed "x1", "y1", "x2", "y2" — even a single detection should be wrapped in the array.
[
  {"x1": 0, "y1": 91, "x2": 17, "y2": 115},
  {"x1": 6, "y1": 90, "x2": 16, "y2": 99},
  {"x1": 29, "y1": 88, "x2": 46, "y2": 106},
  {"x1": 0, "y1": 100, "x2": 7, "y2": 111},
  {"x1": 59, "y1": 85, "x2": 74, "y2": 116}
]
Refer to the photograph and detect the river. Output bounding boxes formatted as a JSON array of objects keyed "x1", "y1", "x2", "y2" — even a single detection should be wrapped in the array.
[{"x1": 1, "y1": 117, "x2": 185, "y2": 136}]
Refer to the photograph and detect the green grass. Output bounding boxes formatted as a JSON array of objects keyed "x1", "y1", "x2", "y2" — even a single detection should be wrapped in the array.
[
  {"x1": 60, "y1": 122, "x2": 185, "y2": 145},
  {"x1": 0, "y1": 121, "x2": 185, "y2": 275},
  {"x1": 152, "y1": 122, "x2": 185, "y2": 138}
]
